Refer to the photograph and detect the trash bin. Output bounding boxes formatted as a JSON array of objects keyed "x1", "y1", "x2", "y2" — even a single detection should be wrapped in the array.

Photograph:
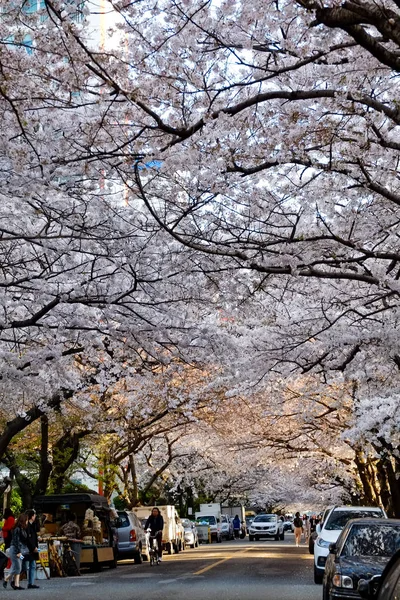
[{"x1": 196, "y1": 525, "x2": 211, "y2": 544}]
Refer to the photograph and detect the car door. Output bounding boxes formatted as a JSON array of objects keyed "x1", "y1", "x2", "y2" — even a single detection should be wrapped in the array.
[
  {"x1": 378, "y1": 555, "x2": 400, "y2": 599},
  {"x1": 131, "y1": 513, "x2": 144, "y2": 548},
  {"x1": 117, "y1": 511, "x2": 131, "y2": 553}
]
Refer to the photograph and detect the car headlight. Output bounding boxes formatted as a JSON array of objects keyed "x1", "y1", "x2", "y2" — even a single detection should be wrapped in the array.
[
  {"x1": 333, "y1": 574, "x2": 353, "y2": 589},
  {"x1": 342, "y1": 576, "x2": 353, "y2": 589},
  {"x1": 316, "y1": 537, "x2": 331, "y2": 548}
]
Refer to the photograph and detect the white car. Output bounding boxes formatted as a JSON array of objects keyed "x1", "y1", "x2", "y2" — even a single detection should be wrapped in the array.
[
  {"x1": 248, "y1": 514, "x2": 284, "y2": 541},
  {"x1": 313, "y1": 505, "x2": 387, "y2": 584},
  {"x1": 181, "y1": 519, "x2": 199, "y2": 548},
  {"x1": 220, "y1": 515, "x2": 233, "y2": 540}
]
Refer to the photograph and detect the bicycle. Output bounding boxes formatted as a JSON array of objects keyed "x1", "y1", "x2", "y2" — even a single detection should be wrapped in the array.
[{"x1": 147, "y1": 530, "x2": 162, "y2": 566}]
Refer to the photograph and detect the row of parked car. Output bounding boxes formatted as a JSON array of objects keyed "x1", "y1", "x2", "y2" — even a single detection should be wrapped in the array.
[
  {"x1": 116, "y1": 510, "x2": 200, "y2": 563},
  {"x1": 311, "y1": 504, "x2": 400, "y2": 600},
  {"x1": 116, "y1": 510, "x2": 292, "y2": 560}
]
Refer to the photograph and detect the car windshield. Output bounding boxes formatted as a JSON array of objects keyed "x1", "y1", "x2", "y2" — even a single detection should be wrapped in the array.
[
  {"x1": 254, "y1": 515, "x2": 276, "y2": 523},
  {"x1": 325, "y1": 510, "x2": 383, "y2": 531},
  {"x1": 196, "y1": 516, "x2": 216, "y2": 525},
  {"x1": 342, "y1": 524, "x2": 400, "y2": 557}
]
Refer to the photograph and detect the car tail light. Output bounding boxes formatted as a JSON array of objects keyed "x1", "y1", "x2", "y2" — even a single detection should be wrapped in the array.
[{"x1": 129, "y1": 529, "x2": 137, "y2": 542}]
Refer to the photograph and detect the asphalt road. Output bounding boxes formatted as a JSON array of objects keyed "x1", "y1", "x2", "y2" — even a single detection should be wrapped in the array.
[{"x1": 4, "y1": 534, "x2": 322, "y2": 600}]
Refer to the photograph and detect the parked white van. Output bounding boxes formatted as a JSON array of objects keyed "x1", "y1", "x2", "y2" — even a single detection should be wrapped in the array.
[{"x1": 132, "y1": 505, "x2": 185, "y2": 555}]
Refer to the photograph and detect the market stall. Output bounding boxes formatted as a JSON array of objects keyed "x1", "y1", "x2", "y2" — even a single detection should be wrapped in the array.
[{"x1": 33, "y1": 493, "x2": 118, "y2": 573}]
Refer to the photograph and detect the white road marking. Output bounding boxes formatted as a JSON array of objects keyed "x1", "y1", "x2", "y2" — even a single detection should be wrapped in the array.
[{"x1": 119, "y1": 573, "x2": 156, "y2": 578}]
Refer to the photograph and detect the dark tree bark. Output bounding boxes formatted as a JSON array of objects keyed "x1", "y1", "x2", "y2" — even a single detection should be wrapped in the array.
[
  {"x1": 128, "y1": 453, "x2": 139, "y2": 507},
  {"x1": 354, "y1": 450, "x2": 379, "y2": 506},
  {"x1": 33, "y1": 415, "x2": 53, "y2": 497},
  {"x1": 375, "y1": 458, "x2": 392, "y2": 515},
  {"x1": 0, "y1": 393, "x2": 65, "y2": 460},
  {"x1": 3, "y1": 452, "x2": 33, "y2": 509},
  {"x1": 50, "y1": 430, "x2": 89, "y2": 493}
]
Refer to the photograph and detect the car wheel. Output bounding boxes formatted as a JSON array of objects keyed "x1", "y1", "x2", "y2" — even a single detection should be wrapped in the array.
[
  {"x1": 249, "y1": 535, "x2": 254, "y2": 541},
  {"x1": 314, "y1": 565, "x2": 324, "y2": 585},
  {"x1": 309, "y1": 538, "x2": 314, "y2": 555},
  {"x1": 134, "y1": 550, "x2": 143, "y2": 565}
]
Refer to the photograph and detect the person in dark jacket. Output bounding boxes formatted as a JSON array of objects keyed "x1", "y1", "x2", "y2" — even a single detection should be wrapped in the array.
[
  {"x1": 0, "y1": 549, "x2": 7, "y2": 582},
  {"x1": 233, "y1": 515, "x2": 241, "y2": 538},
  {"x1": 293, "y1": 512, "x2": 303, "y2": 547},
  {"x1": 3, "y1": 514, "x2": 29, "y2": 590},
  {"x1": 25, "y1": 509, "x2": 40, "y2": 589},
  {"x1": 145, "y1": 508, "x2": 164, "y2": 561}
]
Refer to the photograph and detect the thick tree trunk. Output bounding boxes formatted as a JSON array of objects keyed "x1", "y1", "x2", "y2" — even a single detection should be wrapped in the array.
[
  {"x1": 50, "y1": 430, "x2": 88, "y2": 493},
  {"x1": 384, "y1": 459, "x2": 400, "y2": 517},
  {"x1": 373, "y1": 440, "x2": 400, "y2": 517},
  {"x1": 375, "y1": 458, "x2": 392, "y2": 515},
  {"x1": 354, "y1": 450, "x2": 379, "y2": 505},
  {"x1": 3, "y1": 452, "x2": 33, "y2": 509},
  {"x1": 0, "y1": 393, "x2": 65, "y2": 460},
  {"x1": 33, "y1": 415, "x2": 53, "y2": 497},
  {"x1": 129, "y1": 454, "x2": 140, "y2": 507}
]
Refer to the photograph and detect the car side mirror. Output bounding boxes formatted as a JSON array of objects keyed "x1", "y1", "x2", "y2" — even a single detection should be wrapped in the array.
[
  {"x1": 316, "y1": 523, "x2": 321, "y2": 534},
  {"x1": 357, "y1": 576, "x2": 380, "y2": 600},
  {"x1": 329, "y1": 543, "x2": 337, "y2": 554},
  {"x1": 358, "y1": 580, "x2": 371, "y2": 599}
]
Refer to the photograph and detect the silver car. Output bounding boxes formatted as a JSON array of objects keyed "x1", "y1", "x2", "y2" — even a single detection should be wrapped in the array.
[
  {"x1": 220, "y1": 515, "x2": 233, "y2": 540},
  {"x1": 181, "y1": 518, "x2": 199, "y2": 548},
  {"x1": 117, "y1": 510, "x2": 149, "y2": 563}
]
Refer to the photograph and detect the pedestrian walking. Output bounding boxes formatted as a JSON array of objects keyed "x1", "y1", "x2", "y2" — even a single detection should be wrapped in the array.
[
  {"x1": 25, "y1": 509, "x2": 40, "y2": 589},
  {"x1": 293, "y1": 512, "x2": 303, "y2": 547},
  {"x1": 232, "y1": 515, "x2": 241, "y2": 539},
  {"x1": 2, "y1": 513, "x2": 29, "y2": 590},
  {"x1": 2, "y1": 508, "x2": 15, "y2": 550},
  {"x1": 0, "y1": 550, "x2": 7, "y2": 582}
]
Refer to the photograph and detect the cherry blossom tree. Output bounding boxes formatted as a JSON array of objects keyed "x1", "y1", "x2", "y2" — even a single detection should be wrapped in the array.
[{"x1": 2, "y1": 0, "x2": 400, "y2": 509}]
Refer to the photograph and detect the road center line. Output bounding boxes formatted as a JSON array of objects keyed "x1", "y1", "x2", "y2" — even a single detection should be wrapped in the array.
[{"x1": 193, "y1": 549, "x2": 250, "y2": 576}]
